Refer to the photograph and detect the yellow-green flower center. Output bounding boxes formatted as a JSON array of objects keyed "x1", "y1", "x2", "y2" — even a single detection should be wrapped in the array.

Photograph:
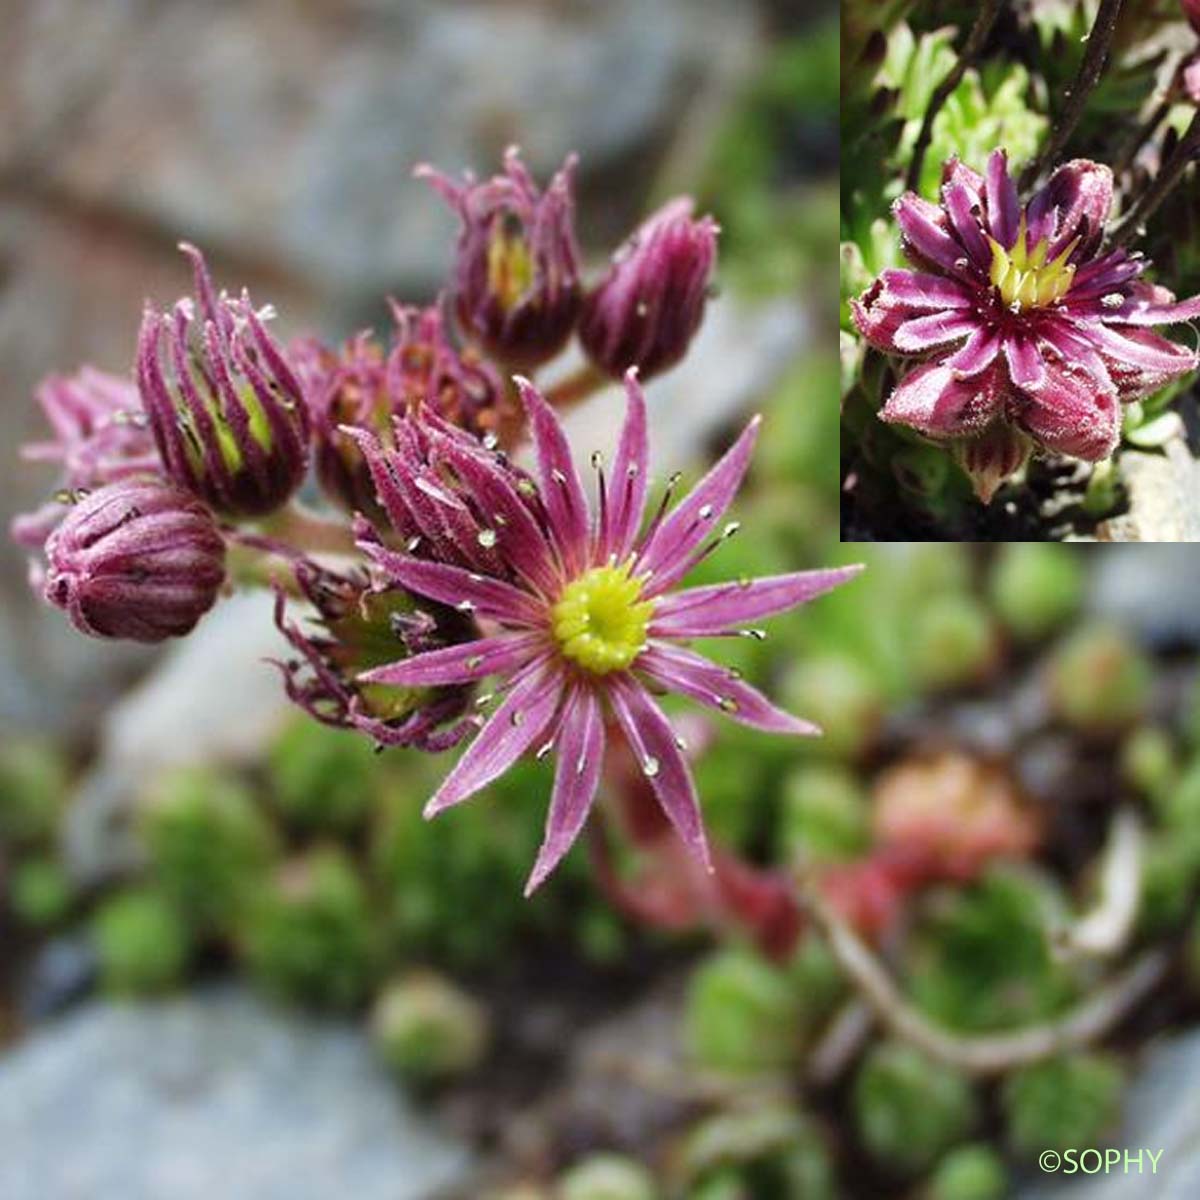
[
  {"x1": 551, "y1": 561, "x2": 655, "y2": 675},
  {"x1": 987, "y1": 217, "x2": 1078, "y2": 311},
  {"x1": 487, "y1": 222, "x2": 535, "y2": 313}
]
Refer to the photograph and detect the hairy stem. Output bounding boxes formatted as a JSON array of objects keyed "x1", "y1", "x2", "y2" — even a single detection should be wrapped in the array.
[
  {"x1": 904, "y1": 0, "x2": 1003, "y2": 195},
  {"x1": 1019, "y1": 0, "x2": 1125, "y2": 191},
  {"x1": 1113, "y1": 108, "x2": 1200, "y2": 246},
  {"x1": 801, "y1": 874, "x2": 1169, "y2": 1076},
  {"x1": 544, "y1": 363, "x2": 610, "y2": 413},
  {"x1": 257, "y1": 501, "x2": 357, "y2": 557}
]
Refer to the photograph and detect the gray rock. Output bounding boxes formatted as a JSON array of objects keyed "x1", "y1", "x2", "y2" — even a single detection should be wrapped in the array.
[
  {"x1": 1017, "y1": 1029, "x2": 1200, "y2": 1200},
  {"x1": 6, "y1": 0, "x2": 754, "y2": 296},
  {"x1": 1089, "y1": 545, "x2": 1200, "y2": 646},
  {"x1": 0, "y1": 987, "x2": 473, "y2": 1200}
]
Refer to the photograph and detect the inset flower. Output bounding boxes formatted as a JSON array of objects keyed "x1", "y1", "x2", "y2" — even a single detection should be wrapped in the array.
[{"x1": 852, "y1": 151, "x2": 1200, "y2": 498}]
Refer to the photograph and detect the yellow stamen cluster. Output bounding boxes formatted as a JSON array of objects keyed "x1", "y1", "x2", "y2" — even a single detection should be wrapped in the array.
[
  {"x1": 987, "y1": 217, "x2": 1078, "y2": 310},
  {"x1": 487, "y1": 223, "x2": 535, "y2": 313},
  {"x1": 552, "y1": 560, "x2": 655, "y2": 675}
]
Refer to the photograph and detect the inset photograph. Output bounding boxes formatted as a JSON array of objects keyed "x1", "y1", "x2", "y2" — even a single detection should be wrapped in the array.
[{"x1": 842, "y1": 1, "x2": 1200, "y2": 540}]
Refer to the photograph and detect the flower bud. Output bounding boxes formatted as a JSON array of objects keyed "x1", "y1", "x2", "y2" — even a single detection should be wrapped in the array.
[
  {"x1": 92, "y1": 888, "x2": 190, "y2": 995},
  {"x1": 137, "y1": 244, "x2": 308, "y2": 516},
  {"x1": 273, "y1": 558, "x2": 476, "y2": 750},
  {"x1": 243, "y1": 848, "x2": 377, "y2": 1010},
  {"x1": 579, "y1": 198, "x2": 717, "y2": 381},
  {"x1": 684, "y1": 948, "x2": 800, "y2": 1075},
  {"x1": 1046, "y1": 623, "x2": 1151, "y2": 736},
  {"x1": 292, "y1": 304, "x2": 503, "y2": 517},
  {"x1": 1002, "y1": 1054, "x2": 1124, "y2": 1157},
  {"x1": 952, "y1": 424, "x2": 1031, "y2": 504},
  {"x1": 853, "y1": 1042, "x2": 976, "y2": 1172},
  {"x1": 988, "y1": 544, "x2": 1083, "y2": 643},
  {"x1": 418, "y1": 147, "x2": 582, "y2": 368},
  {"x1": 42, "y1": 478, "x2": 226, "y2": 643},
  {"x1": 927, "y1": 1145, "x2": 1008, "y2": 1200},
  {"x1": 370, "y1": 970, "x2": 490, "y2": 1083}
]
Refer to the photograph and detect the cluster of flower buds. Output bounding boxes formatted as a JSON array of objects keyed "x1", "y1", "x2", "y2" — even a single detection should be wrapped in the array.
[
  {"x1": 290, "y1": 303, "x2": 504, "y2": 521},
  {"x1": 11, "y1": 148, "x2": 769, "y2": 893},
  {"x1": 421, "y1": 146, "x2": 718, "y2": 382}
]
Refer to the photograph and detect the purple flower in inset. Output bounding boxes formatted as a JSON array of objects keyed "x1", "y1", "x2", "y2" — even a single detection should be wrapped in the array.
[
  {"x1": 579, "y1": 198, "x2": 719, "y2": 381},
  {"x1": 417, "y1": 147, "x2": 582, "y2": 369},
  {"x1": 137, "y1": 244, "x2": 309, "y2": 517},
  {"x1": 352, "y1": 369, "x2": 861, "y2": 893},
  {"x1": 291, "y1": 303, "x2": 504, "y2": 518},
  {"x1": 273, "y1": 557, "x2": 477, "y2": 752},
  {"x1": 852, "y1": 151, "x2": 1200, "y2": 499},
  {"x1": 42, "y1": 477, "x2": 226, "y2": 642}
]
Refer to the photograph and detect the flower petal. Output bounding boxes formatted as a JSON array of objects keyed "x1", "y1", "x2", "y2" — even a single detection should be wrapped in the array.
[
  {"x1": 360, "y1": 631, "x2": 543, "y2": 687},
  {"x1": 607, "y1": 673, "x2": 711, "y2": 871},
  {"x1": 425, "y1": 658, "x2": 562, "y2": 816},
  {"x1": 638, "y1": 643, "x2": 819, "y2": 736},
  {"x1": 985, "y1": 149, "x2": 1019, "y2": 249},
  {"x1": 433, "y1": 436, "x2": 560, "y2": 596},
  {"x1": 880, "y1": 361, "x2": 1005, "y2": 439},
  {"x1": 650, "y1": 565, "x2": 863, "y2": 638},
  {"x1": 877, "y1": 268, "x2": 974, "y2": 310},
  {"x1": 941, "y1": 180, "x2": 992, "y2": 268},
  {"x1": 1083, "y1": 324, "x2": 1198, "y2": 399},
  {"x1": 1003, "y1": 331, "x2": 1047, "y2": 392},
  {"x1": 893, "y1": 193, "x2": 962, "y2": 273},
  {"x1": 602, "y1": 368, "x2": 650, "y2": 562},
  {"x1": 359, "y1": 543, "x2": 544, "y2": 626},
  {"x1": 516, "y1": 376, "x2": 590, "y2": 571},
  {"x1": 893, "y1": 311, "x2": 979, "y2": 352},
  {"x1": 637, "y1": 416, "x2": 760, "y2": 594},
  {"x1": 1033, "y1": 159, "x2": 1113, "y2": 260},
  {"x1": 1012, "y1": 359, "x2": 1120, "y2": 461},
  {"x1": 944, "y1": 326, "x2": 1001, "y2": 377},
  {"x1": 525, "y1": 685, "x2": 605, "y2": 895},
  {"x1": 850, "y1": 280, "x2": 915, "y2": 355}
]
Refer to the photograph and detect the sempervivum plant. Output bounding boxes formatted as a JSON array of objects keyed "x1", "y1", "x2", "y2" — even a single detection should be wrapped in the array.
[
  {"x1": 852, "y1": 150, "x2": 1200, "y2": 500},
  {"x1": 11, "y1": 146, "x2": 860, "y2": 896}
]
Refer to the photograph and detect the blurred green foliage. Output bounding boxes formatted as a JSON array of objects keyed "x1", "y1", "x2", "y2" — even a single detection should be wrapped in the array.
[
  {"x1": 1002, "y1": 1053, "x2": 1125, "y2": 1156},
  {"x1": 92, "y1": 889, "x2": 190, "y2": 995}
]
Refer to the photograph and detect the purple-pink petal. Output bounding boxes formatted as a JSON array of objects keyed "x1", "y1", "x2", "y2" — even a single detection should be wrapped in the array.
[
  {"x1": 516, "y1": 377, "x2": 590, "y2": 571},
  {"x1": 637, "y1": 643, "x2": 819, "y2": 737},
  {"x1": 607, "y1": 673, "x2": 711, "y2": 872},
  {"x1": 876, "y1": 269, "x2": 973, "y2": 310},
  {"x1": 880, "y1": 362, "x2": 1004, "y2": 439},
  {"x1": 1003, "y1": 331, "x2": 1047, "y2": 392},
  {"x1": 650, "y1": 566, "x2": 863, "y2": 638},
  {"x1": 893, "y1": 311, "x2": 978, "y2": 352},
  {"x1": 893, "y1": 193, "x2": 962, "y2": 273},
  {"x1": 944, "y1": 326, "x2": 1001, "y2": 377},
  {"x1": 425, "y1": 659, "x2": 562, "y2": 816},
  {"x1": 1012, "y1": 360, "x2": 1120, "y2": 461},
  {"x1": 359, "y1": 632, "x2": 543, "y2": 688},
  {"x1": 985, "y1": 149, "x2": 1019, "y2": 248},
  {"x1": 525, "y1": 685, "x2": 605, "y2": 895},
  {"x1": 601, "y1": 369, "x2": 651, "y2": 562},
  {"x1": 941, "y1": 180, "x2": 992, "y2": 268},
  {"x1": 637, "y1": 416, "x2": 761, "y2": 593},
  {"x1": 359, "y1": 544, "x2": 545, "y2": 626}
]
